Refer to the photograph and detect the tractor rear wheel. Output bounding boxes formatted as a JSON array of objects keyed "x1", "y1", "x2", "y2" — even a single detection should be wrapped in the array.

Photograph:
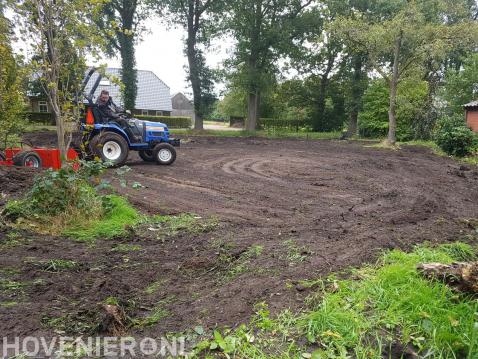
[
  {"x1": 139, "y1": 150, "x2": 155, "y2": 162},
  {"x1": 153, "y1": 143, "x2": 176, "y2": 165},
  {"x1": 13, "y1": 151, "x2": 42, "y2": 168},
  {"x1": 92, "y1": 132, "x2": 129, "y2": 167}
]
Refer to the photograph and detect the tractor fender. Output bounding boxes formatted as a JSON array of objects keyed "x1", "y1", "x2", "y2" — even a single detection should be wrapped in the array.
[{"x1": 91, "y1": 124, "x2": 132, "y2": 146}]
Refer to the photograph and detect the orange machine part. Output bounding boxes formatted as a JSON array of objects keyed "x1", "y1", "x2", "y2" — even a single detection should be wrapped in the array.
[{"x1": 86, "y1": 107, "x2": 95, "y2": 125}]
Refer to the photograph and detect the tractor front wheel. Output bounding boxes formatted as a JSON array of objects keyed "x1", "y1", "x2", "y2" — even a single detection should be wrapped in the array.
[
  {"x1": 153, "y1": 143, "x2": 176, "y2": 165},
  {"x1": 13, "y1": 151, "x2": 42, "y2": 168},
  {"x1": 139, "y1": 150, "x2": 155, "y2": 162},
  {"x1": 92, "y1": 132, "x2": 129, "y2": 167}
]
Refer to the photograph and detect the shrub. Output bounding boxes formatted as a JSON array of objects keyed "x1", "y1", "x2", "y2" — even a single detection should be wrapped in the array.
[
  {"x1": 3, "y1": 161, "x2": 107, "y2": 229},
  {"x1": 24, "y1": 112, "x2": 54, "y2": 125},
  {"x1": 135, "y1": 115, "x2": 191, "y2": 128},
  {"x1": 3, "y1": 161, "x2": 141, "y2": 240},
  {"x1": 259, "y1": 118, "x2": 311, "y2": 131},
  {"x1": 359, "y1": 79, "x2": 428, "y2": 141},
  {"x1": 434, "y1": 115, "x2": 477, "y2": 157}
]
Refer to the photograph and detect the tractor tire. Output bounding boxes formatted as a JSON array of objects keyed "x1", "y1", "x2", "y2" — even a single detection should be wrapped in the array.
[
  {"x1": 13, "y1": 151, "x2": 42, "y2": 168},
  {"x1": 152, "y1": 143, "x2": 176, "y2": 165},
  {"x1": 92, "y1": 132, "x2": 129, "y2": 167},
  {"x1": 139, "y1": 150, "x2": 155, "y2": 162}
]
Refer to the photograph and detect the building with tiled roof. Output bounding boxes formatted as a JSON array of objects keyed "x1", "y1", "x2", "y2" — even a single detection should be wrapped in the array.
[{"x1": 29, "y1": 68, "x2": 172, "y2": 117}]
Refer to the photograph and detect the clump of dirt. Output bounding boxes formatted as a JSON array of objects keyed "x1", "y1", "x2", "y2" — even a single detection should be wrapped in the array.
[
  {"x1": 22, "y1": 131, "x2": 59, "y2": 148},
  {"x1": 0, "y1": 167, "x2": 38, "y2": 206}
]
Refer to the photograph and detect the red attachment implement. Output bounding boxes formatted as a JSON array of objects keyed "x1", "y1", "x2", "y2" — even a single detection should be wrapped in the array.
[{"x1": 0, "y1": 148, "x2": 79, "y2": 170}]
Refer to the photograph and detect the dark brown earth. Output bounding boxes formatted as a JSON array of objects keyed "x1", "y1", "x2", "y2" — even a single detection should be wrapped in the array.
[
  {"x1": 0, "y1": 166, "x2": 37, "y2": 206},
  {"x1": 2, "y1": 132, "x2": 478, "y2": 340}
]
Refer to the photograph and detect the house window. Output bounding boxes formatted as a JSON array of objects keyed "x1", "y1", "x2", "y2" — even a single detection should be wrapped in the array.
[
  {"x1": 38, "y1": 101, "x2": 48, "y2": 113},
  {"x1": 141, "y1": 110, "x2": 149, "y2": 116},
  {"x1": 156, "y1": 111, "x2": 163, "y2": 116}
]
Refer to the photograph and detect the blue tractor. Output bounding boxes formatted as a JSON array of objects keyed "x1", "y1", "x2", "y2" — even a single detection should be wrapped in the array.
[{"x1": 79, "y1": 68, "x2": 180, "y2": 167}]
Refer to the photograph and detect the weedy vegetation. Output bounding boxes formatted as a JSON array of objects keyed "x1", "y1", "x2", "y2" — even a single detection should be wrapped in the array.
[
  {"x1": 191, "y1": 243, "x2": 478, "y2": 358},
  {"x1": 145, "y1": 213, "x2": 218, "y2": 239},
  {"x1": 1, "y1": 161, "x2": 141, "y2": 242}
]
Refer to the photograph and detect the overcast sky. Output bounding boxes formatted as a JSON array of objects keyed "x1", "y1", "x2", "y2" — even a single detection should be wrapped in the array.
[
  {"x1": 8, "y1": 10, "x2": 232, "y2": 98},
  {"x1": 103, "y1": 18, "x2": 232, "y2": 97}
]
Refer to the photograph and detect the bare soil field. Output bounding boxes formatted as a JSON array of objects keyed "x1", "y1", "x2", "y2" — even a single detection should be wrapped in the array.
[{"x1": 2, "y1": 132, "x2": 478, "y2": 339}]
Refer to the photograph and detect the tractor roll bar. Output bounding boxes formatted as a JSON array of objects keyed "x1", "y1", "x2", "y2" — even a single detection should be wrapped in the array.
[
  {"x1": 76, "y1": 67, "x2": 104, "y2": 105},
  {"x1": 86, "y1": 71, "x2": 103, "y2": 105}
]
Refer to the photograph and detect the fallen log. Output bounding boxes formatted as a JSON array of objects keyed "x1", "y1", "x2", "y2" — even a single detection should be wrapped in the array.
[{"x1": 417, "y1": 262, "x2": 478, "y2": 294}]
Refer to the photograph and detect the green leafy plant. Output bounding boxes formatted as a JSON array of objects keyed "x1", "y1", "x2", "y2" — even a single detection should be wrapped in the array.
[
  {"x1": 435, "y1": 115, "x2": 478, "y2": 157},
  {"x1": 35, "y1": 259, "x2": 77, "y2": 272},
  {"x1": 2, "y1": 161, "x2": 140, "y2": 241}
]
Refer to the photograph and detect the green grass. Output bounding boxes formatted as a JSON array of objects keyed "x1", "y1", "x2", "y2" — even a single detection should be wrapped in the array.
[
  {"x1": 0, "y1": 279, "x2": 27, "y2": 291},
  {"x1": 192, "y1": 243, "x2": 478, "y2": 358},
  {"x1": 0, "y1": 301, "x2": 18, "y2": 307},
  {"x1": 218, "y1": 244, "x2": 264, "y2": 281},
  {"x1": 148, "y1": 213, "x2": 218, "y2": 237},
  {"x1": 111, "y1": 244, "x2": 142, "y2": 253},
  {"x1": 172, "y1": 129, "x2": 341, "y2": 140},
  {"x1": 63, "y1": 195, "x2": 140, "y2": 242},
  {"x1": 132, "y1": 297, "x2": 174, "y2": 328},
  {"x1": 144, "y1": 280, "x2": 166, "y2": 295},
  {"x1": 24, "y1": 124, "x2": 56, "y2": 132},
  {"x1": 282, "y1": 239, "x2": 308, "y2": 264},
  {"x1": 34, "y1": 259, "x2": 77, "y2": 272}
]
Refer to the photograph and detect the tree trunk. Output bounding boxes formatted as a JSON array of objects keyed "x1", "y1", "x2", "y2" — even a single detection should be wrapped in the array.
[
  {"x1": 387, "y1": 31, "x2": 402, "y2": 145},
  {"x1": 314, "y1": 77, "x2": 328, "y2": 132},
  {"x1": 43, "y1": 15, "x2": 68, "y2": 163},
  {"x1": 245, "y1": 0, "x2": 263, "y2": 132},
  {"x1": 49, "y1": 88, "x2": 67, "y2": 161},
  {"x1": 314, "y1": 48, "x2": 335, "y2": 132},
  {"x1": 418, "y1": 262, "x2": 478, "y2": 294},
  {"x1": 185, "y1": 0, "x2": 203, "y2": 131},
  {"x1": 247, "y1": 90, "x2": 260, "y2": 131},
  {"x1": 187, "y1": 38, "x2": 203, "y2": 131},
  {"x1": 119, "y1": 34, "x2": 137, "y2": 111},
  {"x1": 346, "y1": 54, "x2": 366, "y2": 138}
]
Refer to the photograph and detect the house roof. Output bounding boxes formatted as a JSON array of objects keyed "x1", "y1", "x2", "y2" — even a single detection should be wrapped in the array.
[
  {"x1": 464, "y1": 100, "x2": 478, "y2": 109},
  {"x1": 83, "y1": 68, "x2": 172, "y2": 111}
]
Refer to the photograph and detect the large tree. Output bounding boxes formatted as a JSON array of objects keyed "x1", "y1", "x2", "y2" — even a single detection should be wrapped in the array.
[
  {"x1": 0, "y1": 5, "x2": 26, "y2": 148},
  {"x1": 150, "y1": 0, "x2": 224, "y2": 130},
  {"x1": 227, "y1": 0, "x2": 312, "y2": 131},
  {"x1": 16, "y1": 0, "x2": 104, "y2": 159},
  {"x1": 339, "y1": 0, "x2": 478, "y2": 145},
  {"x1": 96, "y1": 0, "x2": 148, "y2": 110}
]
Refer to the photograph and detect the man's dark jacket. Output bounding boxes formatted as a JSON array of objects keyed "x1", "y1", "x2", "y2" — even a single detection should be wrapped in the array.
[{"x1": 96, "y1": 97, "x2": 122, "y2": 123}]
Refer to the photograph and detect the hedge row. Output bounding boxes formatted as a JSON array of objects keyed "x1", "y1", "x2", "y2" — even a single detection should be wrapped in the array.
[
  {"x1": 259, "y1": 118, "x2": 311, "y2": 131},
  {"x1": 25, "y1": 112, "x2": 55, "y2": 125},
  {"x1": 136, "y1": 115, "x2": 191, "y2": 129},
  {"x1": 24, "y1": 112, "x2": 192, "y2": 129}
]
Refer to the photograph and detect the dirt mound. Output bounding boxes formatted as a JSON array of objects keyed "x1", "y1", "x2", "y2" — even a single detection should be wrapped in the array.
[{"x1": 0, "y1": 166, "x2": 37, "y2": 205}]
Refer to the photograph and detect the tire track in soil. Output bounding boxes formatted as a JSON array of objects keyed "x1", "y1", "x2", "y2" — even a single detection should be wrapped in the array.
[{"x1": 106, "y1": 137, "x2": 478, "y2": 335}]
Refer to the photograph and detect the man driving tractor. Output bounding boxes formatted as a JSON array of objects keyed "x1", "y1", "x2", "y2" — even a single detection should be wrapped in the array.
[{"x1": 96, "y1": 90, "x2": 140, "y2": 142}]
